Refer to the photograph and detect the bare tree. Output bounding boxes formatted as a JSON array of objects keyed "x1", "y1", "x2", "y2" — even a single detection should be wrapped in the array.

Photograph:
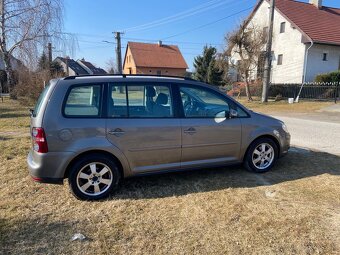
[
  {"x1": 215, "y1": 51, "x2": 231, "y2": 85},
  {"x1": 225, "y1": 21, "x2": 265, "y2": 101},
  {"x1": 0, "y1": 0, "x2": 65, "y2": 95},
  {"x1": 105, "y1": 58, "x2": 117, "y2": 74}
]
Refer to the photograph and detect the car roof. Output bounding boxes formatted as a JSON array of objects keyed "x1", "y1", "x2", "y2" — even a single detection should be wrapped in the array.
[
  {"x1": 58, "y1": 74, "x2": 211, "y2": 88},
  {"x1": 62, "y1": 74, "x2": 195, "y2": 81}
]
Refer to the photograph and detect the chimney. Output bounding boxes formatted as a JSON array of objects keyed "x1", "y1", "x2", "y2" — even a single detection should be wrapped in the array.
[
  {"x1": 158, "y1": 40, "x2": 162, "y2": 47},
  {"x1": 310, "y1": 0, "x2": 322, "y2": 9}
]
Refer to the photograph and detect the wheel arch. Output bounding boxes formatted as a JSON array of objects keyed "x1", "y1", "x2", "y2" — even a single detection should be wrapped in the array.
[{"x1": 64, "y1": 150, "x2": 124, "y2": 179}]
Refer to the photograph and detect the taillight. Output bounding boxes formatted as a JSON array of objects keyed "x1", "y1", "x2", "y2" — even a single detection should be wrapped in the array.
[{"x1": 32, "y1": 127, "x2": 48, "y2": 153}]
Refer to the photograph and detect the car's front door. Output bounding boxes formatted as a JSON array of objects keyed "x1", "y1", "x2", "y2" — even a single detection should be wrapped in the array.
[
  {"x1": 178, "y1": 85, "x2": 242, "y2": 168},
  {"x1": 105, "y1": 83, "x2": 181, "y2": 173}
]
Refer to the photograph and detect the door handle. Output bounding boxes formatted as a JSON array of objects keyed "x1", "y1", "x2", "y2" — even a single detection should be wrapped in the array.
[
  {"x1": 108, "y1": 128, "x2": 125, "y2": 136},
  {"x1": 184, "y1": 127, "x2": 196, "y2": 134}
]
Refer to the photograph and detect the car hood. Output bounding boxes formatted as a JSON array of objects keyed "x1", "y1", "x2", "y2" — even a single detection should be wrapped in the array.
[{"x1": 249, "y1": 111, "x2": 284, "y2": 125}]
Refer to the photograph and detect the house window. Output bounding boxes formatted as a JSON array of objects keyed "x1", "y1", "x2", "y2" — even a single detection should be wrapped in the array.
[
  {"x1": 280, "y1": 22, "x2": 286, "y2": 33},
  {"x1": 323, "y1": 53, "x2": 328, "y2": 61},
  {"x1": 157, "y1": 70, "x2": 161, "y2": 76},
  {"x1": 277, "y1": 54, "x2": 283, "y2": 65}
]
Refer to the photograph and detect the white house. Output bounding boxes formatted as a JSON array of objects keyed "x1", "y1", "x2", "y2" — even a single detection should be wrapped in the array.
[
  {"x1": 77, "y1": 58, "x2": 107, "y2": 75},
  {"x1": 230, "y1": 0, "x2": 340, "y2": 83}
]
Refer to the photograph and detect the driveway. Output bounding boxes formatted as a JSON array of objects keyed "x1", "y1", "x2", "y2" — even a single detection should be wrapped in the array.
[{"x1": 273, "y1": 114, "x2": 340, "y2": 155}]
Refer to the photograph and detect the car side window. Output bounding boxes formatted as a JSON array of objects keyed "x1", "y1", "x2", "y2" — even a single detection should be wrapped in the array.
[
  {"x1": 64, "y1": 85, "x2": 102, "y2": 117},
  {"x1": 179, "y1": 86, "x2": 230, "y2": 118},
  {"x1": 108, "y1": 83, "x2": 173, "y2": 118},
  {"x1": 109, "y1": 85, "x2": 128, "y2": 117},
  {"x1": 236, "y1": 106, "x2": 248, "y2": 117}
]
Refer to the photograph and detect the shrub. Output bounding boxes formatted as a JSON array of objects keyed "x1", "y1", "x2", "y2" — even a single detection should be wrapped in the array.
[{"x1": 315, "y1": 71, "x2": 340, "y2": 83}]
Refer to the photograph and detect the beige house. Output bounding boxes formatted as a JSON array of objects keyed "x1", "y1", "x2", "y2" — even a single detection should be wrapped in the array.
[{"x1": 123, "y1": 41, "x2": 188, "y2": 77}]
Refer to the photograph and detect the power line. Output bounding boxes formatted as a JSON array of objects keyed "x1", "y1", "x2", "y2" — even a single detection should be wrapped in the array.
[
  {"x1": 121, "y1": 0, "x2": 232, "y2": 32},
  {"x1": 162, "y1": 6, "x2": 254, "y2": 40},
  {"x1": 122, "y1": 37, "x2": 224, "y2": 46},
  {"x1": 73, "y1": 37, "x2": 224, "y2": 47}
]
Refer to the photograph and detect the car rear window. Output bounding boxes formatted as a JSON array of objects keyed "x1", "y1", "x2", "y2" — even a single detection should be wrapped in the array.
[
  {"x1": 64, "y1": 85, "x2": 102, "y2": 117},
  {"x1": 33, "y1": 83, "x2": 51, "y2": 117}
]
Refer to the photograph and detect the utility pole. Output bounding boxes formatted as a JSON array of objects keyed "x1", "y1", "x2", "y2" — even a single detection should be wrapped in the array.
[
  {"x1": 261, "y1": 0, "x2": 275, "y2": 103},
  {"x1": 47, "y1": 42, "x2": 53, "y2": 74},
  {"x1": 47, "y1": 43, "x2": 52, "y2": 65},
  {"x1": 65, "y1": 56, "x2": 69, "y2": 76},
  {"x1": 114, "y1": 31, "x2": 124, "y2": 74}
]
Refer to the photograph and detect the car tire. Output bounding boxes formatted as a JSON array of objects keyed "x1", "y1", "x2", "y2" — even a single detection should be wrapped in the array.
[
  {"x1": 68, "y1": 154, "x2": 121, "y2": 200},
  {"x1": 244, "y1": 137, "x2": 278, "y2": 173}
]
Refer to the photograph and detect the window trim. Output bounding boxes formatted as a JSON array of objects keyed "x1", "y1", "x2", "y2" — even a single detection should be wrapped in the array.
[
  {"x1": 62, "y1": 83, "x2": 105, "y2": 119},
  {"x1": 280, "y1": 22, "x2": 286, "y2": 33},
  {"x1": 107, "y1": 82, "x2": 176, "y2": 119},
  {"x1": 277, "y1": 54, "x2": 283, "y2": 65}
]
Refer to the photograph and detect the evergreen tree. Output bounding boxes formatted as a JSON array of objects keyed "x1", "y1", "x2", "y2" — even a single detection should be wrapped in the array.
[
  {"x1": 37, "y1": 53, "x2": 64, "y2": 75},
  {"x1": 50, "y1": 61, "x2": 64, "y2": 75},
  {"x1": 38, "y1": 53, "x2": 49, "y2": 71},
  {"x1": 193, "y1": 46, "x2": 223, "y2": 86}
]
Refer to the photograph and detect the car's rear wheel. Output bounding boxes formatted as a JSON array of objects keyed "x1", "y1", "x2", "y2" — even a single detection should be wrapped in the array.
[
  {"x1": 244, "y1": 138, "x2": 278, "y2": 173},
  {"x1": 68, "y1": 154, "x2": 121, "y2": 200}
]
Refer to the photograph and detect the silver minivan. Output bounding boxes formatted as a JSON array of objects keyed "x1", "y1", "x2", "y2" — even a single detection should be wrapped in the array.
[{"x1": 27, "y1": 75, "x2": 290, "y2": 200}]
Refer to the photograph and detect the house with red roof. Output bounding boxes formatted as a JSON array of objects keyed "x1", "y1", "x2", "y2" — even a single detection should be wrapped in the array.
[
  {"x1": 229, "y1": 0, "x2": 340, "y2": 83},
  {"x1": 123, "y1": 41, "x2": 188, "y2": 77}
]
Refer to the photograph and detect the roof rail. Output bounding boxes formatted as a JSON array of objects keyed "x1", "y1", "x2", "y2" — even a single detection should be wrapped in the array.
[
  {"x1": 64, "y1": 74, "x2": 126, "y2": 80},
  {"x1": 63, "y1": 74, "x2": 196, "y2": 81}
]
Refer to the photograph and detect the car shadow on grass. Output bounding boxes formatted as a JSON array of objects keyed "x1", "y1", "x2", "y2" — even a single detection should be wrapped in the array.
[
  {"x1": 0, "y1": 218, "x2": 79, "y2": 255},
  {"x1": 113, "y1": 147, "x2": 340, "y2": 200}
]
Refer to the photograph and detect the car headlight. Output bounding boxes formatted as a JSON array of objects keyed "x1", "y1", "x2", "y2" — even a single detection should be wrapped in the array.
[{"x1": 282, "y1": 123, "x2": 289, "y2": 133}]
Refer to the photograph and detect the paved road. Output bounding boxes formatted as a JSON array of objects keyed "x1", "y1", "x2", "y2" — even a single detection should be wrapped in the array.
[{"x1": 274, "y1": 115, "x2": 340, "y2": 155}]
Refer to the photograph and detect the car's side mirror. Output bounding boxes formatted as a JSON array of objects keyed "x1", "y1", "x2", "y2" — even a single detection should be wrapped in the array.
[{"x1": 229, "y1": 109, "x2": 238, "y2": 118}]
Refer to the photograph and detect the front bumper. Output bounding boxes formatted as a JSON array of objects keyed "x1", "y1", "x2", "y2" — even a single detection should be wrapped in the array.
[
  {"x1": 279, "y1": 132, "x2": 291, "y2": 157},
  {"x1": 27, "y1": 150, "x2": 76, "y2": 184}
]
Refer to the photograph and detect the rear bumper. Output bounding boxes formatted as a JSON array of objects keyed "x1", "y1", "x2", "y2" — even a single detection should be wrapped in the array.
[{"x1": 27, "y1": 150, "x2": 76, "y2": 184}]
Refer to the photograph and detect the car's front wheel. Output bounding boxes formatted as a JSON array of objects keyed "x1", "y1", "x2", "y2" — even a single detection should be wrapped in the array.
[
  {"x1": 244, "y1": 138, "x2": 278, "y2": 173},
  {"x1": 68, "y1": 154, "x2": 121, "y2": 200}
]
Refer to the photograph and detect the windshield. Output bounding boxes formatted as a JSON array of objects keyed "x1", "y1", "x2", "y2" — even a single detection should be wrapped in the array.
[{"x1": 33, "y1": 83, "x2": 51, "y2": 117}]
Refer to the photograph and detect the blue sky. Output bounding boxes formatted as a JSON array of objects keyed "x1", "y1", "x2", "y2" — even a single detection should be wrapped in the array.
[{"x1": 62, "y1": 0, "x2": 340, "y2": 71}]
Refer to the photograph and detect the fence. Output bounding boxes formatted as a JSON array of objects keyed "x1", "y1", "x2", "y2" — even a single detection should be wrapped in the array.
[
  {"x1": 268, "y1": 82, "x2": 339, "y2": 103},
  {"x1": 0, "y1": 93, "x2": 10, "y2": 102}
]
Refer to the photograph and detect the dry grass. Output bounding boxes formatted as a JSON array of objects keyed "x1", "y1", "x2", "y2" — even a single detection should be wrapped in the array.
[
  {"x1": 0, "y1": 99, "x2": 340, "y2": 254},
  {"x1": 237, "y1": 98, "x2": 333, "y2": 114}
]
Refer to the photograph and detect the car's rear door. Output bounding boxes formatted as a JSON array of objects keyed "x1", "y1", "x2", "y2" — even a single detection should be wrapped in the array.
[
  {"x1": 105, "y1": 82, "x2": 182, "y2": 174},
  {"x1": 178, "y1": 84, "x2": 242, "y2": 168}
]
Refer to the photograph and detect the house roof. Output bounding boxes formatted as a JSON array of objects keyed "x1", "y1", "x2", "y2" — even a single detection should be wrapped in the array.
[
  {"x1": 251, "y1": 0, "x2": 340, "y2": 46},
  {"x1": 78, "y1": 59, "x2": 107, "y2": 75},
  {"x1": 56, "y1": 57, "x2": 88, "y2": 75},
  {"x1": 0, "y1": 53, "x2": 26, "y2": 71},
  {"x1": 125, "y1": 42, "x2": 188, "y2": 69}
]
